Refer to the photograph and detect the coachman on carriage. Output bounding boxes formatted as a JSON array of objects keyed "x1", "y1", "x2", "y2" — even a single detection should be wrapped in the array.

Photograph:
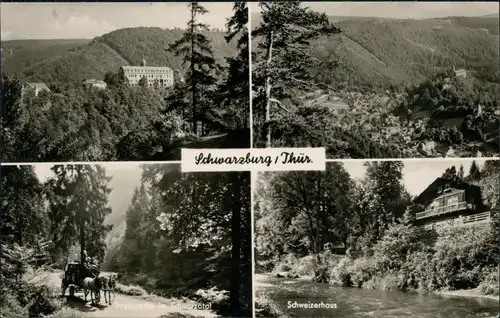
[{"x1": 61, "y1": 251, "x2": 102, "y2": 304}]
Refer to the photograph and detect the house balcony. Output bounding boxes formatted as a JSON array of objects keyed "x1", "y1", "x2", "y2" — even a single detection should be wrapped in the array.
[
  {"x1": 415, "y1": 201, "x2": 469, "y2": 220},
  {"x1": 460, "y1": 211, "x2": 492, "y2": 226},
  {"x1": 421, "y1": 211, "x2": 492, "y2": 230}
]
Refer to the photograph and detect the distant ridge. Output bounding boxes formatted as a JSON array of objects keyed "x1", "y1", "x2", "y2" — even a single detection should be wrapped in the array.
[
  {"x1": 479, "y1": 12, "x2": 499, "y2": 18},
  {"x1": 1, "y1": 27, "x2": 236, "y2": 83}
]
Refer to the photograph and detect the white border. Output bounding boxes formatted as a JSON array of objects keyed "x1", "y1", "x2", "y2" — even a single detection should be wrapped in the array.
[
  {"x1": 0, "y1": 161, "x2": 182, "y2": 166},
  {"x1": 326, "y1": 157, "x2": 500, "y2": 163},
  {"x1": 248, "y1": 4, "x2": 256, "y2": 318},
  {"x1": 248, "y1": 1, "x2": 253, "y2": 151}
]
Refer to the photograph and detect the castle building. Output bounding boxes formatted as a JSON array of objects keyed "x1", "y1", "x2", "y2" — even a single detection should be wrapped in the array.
[
  {"x1": 410, "y1": 177, "x2": 491, "y2": 230},
  {"x1": 119, "y1": 58, "x2": 175, "y2": 88}
]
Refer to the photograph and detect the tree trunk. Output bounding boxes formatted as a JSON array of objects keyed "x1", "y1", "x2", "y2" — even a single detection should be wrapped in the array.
[
  {"x1": 264, "y1": 31, "x2": 274, "y2": 147},
  {"x1": 230, "y1": 172, "x2": 242, "y2": 316}
]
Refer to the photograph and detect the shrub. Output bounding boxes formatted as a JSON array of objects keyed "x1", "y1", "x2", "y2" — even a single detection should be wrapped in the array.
[
  {"x1": 329, "y1": 257, "x2": 353, "y2": 287},
  {"x1": 289, "y1": 255, "x2": 316, "y2": 277},
  {"x1": 364, "y1": 272, "x2": 406, "y2": 291},
  {"x1": 114, "y1": 282, "x2": 148, "y2": 296},
  {"x1": 478, "y1": 267, "x2": 499, "y2": 296},
  {"x1": 404, "y1": 251, "x2": 436, "y2": 291},
  {"x1": 255, "y1": 292, "x2": 286, "y2": 318}
]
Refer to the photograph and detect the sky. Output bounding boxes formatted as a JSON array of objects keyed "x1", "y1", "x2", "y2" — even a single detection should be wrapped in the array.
[
  {"x1": 343, "y1": 159, "x2": 489, "y2": 197},
  {"x1": 1, "y1": 2, "x2": 235, "y2": 41},
  {"x1": 249, "y1": 2, "x2": 498, "y2": 19}
]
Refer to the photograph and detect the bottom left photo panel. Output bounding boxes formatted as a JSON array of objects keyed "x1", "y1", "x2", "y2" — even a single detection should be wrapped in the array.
[{"x1": 0, "y1": 163, "x2": 253, "y2": 318}]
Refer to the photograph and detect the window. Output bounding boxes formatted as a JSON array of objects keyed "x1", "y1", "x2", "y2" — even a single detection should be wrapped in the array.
[{"x1": 447, "y1": 195, "x2": 459, "y2": 205}]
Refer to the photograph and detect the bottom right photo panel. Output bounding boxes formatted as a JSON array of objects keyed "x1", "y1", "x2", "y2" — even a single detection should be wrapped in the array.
[{"x1": 254, "y1": 159, "x2": 499, "y2": 318}]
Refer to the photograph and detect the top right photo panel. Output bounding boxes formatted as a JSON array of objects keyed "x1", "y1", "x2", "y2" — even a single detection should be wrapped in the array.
[{"x1": 251, "y1": 1, "x2": 499, "y2": 159}]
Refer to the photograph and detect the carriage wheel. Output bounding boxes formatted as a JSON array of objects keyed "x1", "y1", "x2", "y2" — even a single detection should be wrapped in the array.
[
  {"x1": 61, "y1": 281, "x2": 66, "y2": 297},
  {"x1": 69, "y1": 285, "x2": 75, "y2": 297}
]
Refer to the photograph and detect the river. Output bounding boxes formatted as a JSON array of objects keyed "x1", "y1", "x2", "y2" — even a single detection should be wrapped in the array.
[{"x1": 256, "y1": 274, "x2": 499, "y2": 318}]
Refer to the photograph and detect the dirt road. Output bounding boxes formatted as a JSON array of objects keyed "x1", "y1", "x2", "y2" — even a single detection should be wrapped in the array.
[{"x1": 46, "y1": 271, "x2": 217, "y2": 318}]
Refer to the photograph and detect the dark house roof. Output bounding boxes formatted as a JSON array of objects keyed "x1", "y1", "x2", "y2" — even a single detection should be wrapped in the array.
[{"x1": 413, "y1": 177, "x2": 484, "y2": 206}]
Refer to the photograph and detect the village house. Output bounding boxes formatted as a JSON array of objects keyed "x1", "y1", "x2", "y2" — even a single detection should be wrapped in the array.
[
  {"x1": 453, "y1": 66, "x2": 467, "y2": 79},
  {"x1": 21, "y1": 82, "x2": 50, "y2": 97},
  {"x1": 82, "y1": 79, "x2": 107, "y2": 90},
  {"x1": 418, "y1": 140, "x2": 437, "y2": 156},
  {"x1": 410, "y1": 177, "x2": 492, "y2": 230}
]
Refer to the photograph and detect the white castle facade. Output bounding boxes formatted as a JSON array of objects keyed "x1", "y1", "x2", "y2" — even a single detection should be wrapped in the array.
[{"x1": 119, "y1": 58, "x2": 183, "y2": 88}]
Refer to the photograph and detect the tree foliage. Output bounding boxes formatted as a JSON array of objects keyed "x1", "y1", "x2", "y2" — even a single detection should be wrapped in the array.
[
  {"x1": 252, "y1": 1, "x2": 341, "y2": 147},
  {"x1": 109, "y1": 165, "x2": 252, "y2": 317}
]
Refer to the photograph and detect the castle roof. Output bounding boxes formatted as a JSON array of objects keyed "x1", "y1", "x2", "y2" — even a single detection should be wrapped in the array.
[{"x1": 121, "y1": 66, "x2": 173, "y2": 72}]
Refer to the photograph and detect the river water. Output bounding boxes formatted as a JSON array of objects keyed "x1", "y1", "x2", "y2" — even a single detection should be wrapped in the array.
[{"x1": 257, "y1": 275, "x2": 499, "y2": 318}]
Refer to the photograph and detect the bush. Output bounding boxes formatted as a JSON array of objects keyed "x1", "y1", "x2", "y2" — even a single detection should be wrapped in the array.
[
  {"x1": 255, "y1": 292, "x2": 286, "y2": 318},
  {"x1": 330, "y1": 257, "x2": 353, "y2": 287},
  {"x1": 430, "y1": 223, "x2": 496, "y2": 290},
  {"x1": 478, "y1": 267, "x2": 499, "y2": 296},
  {"x1": 330, "y1": 218, "x2": 500, "y2": 293},
  {"x1": 114, "y1": 282, "x2": 148, "y2": 296},
  {"x1": 289, "y1": 255, "x2": 316, "y2": 277},
  {"x1": 272, "y1": 253, "x2": 299, "y2": 273}
]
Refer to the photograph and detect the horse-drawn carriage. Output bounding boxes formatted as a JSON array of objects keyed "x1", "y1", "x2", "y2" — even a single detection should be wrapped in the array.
[{"x1": 61, "y1": 261, "x2": 101, "y2": 303}]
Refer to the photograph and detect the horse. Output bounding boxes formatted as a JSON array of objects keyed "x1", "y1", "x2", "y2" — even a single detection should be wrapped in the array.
[
  {"x1": 99, "y1": 273, "x2": 118, "y2": 304},
  {"x1": 82, "y1": 276, "x2": 102, "y2": 305}
]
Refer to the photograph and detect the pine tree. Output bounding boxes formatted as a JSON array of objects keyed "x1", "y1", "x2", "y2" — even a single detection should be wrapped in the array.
[
  {"x1": 467, "y1": 160, "x2": 481, "y2": 182},
  {"x1": 253, "y1": 1, "x2": 341, "y2": 147},
  {"x1": 169, "y1": 2, "x2": 220, "y2": 136},
  {"x1": 442, "y1": 165, "x2": 457, "y2": 179},
  {"x1": 458, "y1": 164, "x2": 465, "y2": 179},
  {"x1": 215, "y1": 2, "x2": 249, "y2": 130},
  {"x1": 46, "y1": 165, "x2": 112, "y2": 263},
  {"x1": 0, "y1": 166, "x2": 48, "y2": 247}
]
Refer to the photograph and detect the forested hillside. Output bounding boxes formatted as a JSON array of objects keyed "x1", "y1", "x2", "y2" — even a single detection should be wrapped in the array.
[
  {"x1": 251, "y1": 12, "x2": 499, "y2": 90},
  {"x1": 251, "y1": 4, "x2": 499, "y2": 157},
  {"x1": 309, "y1": 17, "x2": 499, "y2": 90},
  {"x1": 429, "y1": 16, "x2": 500, "y2": 35},
  {"x1": 1, "y1": 39, "x2": 91, "y2": 75},
  {"x1": 1, "y1": 27, "x2": 237, "y2": 83}
]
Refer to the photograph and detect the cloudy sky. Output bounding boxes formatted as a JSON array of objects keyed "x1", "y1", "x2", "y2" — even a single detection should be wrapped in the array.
[
  {"x1": 343, "y1": 159, "x2": 488, "y2": 196},
  {"x1": 1, "y1": 2, "x2": 234, "y2": 41},
  {"x1": 250, "y1": 2, "x2": 498, "y2": 19}
]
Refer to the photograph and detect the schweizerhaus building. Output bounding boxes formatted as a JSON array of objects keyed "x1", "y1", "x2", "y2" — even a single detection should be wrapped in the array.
[{"x1": 119, "y1": 58, "x2": 183, "y2": 88}]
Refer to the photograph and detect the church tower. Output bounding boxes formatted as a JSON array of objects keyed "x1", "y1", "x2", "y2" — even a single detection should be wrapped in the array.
[{"x1": 140, "y1": 56, "x2": 147, "y2": 67}]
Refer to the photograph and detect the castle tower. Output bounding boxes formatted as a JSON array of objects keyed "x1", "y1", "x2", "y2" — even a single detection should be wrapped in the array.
[{"x1": 140, "y1": 56, "x2": 146, "y2": 67}]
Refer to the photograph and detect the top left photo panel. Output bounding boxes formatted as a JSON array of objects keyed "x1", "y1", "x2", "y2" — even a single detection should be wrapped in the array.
[{"x1": 1, "y1": 2, "x2": 250, "y2": 163}]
